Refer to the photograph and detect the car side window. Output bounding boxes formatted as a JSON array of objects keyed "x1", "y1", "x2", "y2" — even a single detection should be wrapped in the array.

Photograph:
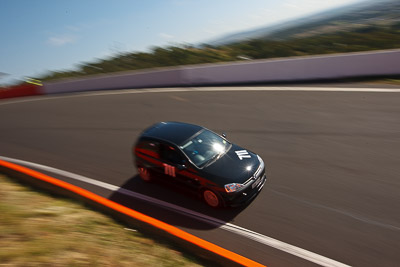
[
  {"x1": 160, "y1": 144, "x2": 185, "y2": 165},
  {"x1": 136, "y1": 140, "x2": 160, "y2": 158}
]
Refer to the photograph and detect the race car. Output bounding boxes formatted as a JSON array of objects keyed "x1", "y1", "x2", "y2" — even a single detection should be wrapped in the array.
[{"x1": 133, "y1": 121, "x2": 266, "y2": 208}]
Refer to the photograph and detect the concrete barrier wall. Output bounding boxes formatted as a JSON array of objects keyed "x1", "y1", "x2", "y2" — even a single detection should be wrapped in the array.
[
  {"x1": 182, "y1": 49, "x2": 400, "y2": 84},
  {"x1": 43, "y1": 69, "x2": 184, "y2": 94},
  {"x1": 42, "y1": 49, "x2": 400, "y2": 94}
]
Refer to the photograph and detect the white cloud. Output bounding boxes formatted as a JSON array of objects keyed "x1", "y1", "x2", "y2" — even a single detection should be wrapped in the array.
[
  {"x1": 283, "y1": 2, "x2": 301, "y2": 9},
  {"x1": 283, "y1": 0, "x2": 359, "y2": 13},
  {"x1": 47, "y1": 35, "x2": 77, "y2": 46},
  {"x1": 159, "y1": 33, "x2": 174, "y2": 39}
]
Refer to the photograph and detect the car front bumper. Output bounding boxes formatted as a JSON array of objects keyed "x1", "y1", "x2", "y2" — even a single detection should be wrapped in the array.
[{"x1": 222, "y1": 173, "x2": 267, "y2": 207}]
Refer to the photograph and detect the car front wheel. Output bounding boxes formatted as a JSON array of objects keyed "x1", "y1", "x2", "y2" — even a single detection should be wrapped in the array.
[
  {"x1": 137, "y1": 166, "x2": 152, "y2": 182},
  {"x1": 203, "y1": 189, "x2": 222, "y2": 208}
]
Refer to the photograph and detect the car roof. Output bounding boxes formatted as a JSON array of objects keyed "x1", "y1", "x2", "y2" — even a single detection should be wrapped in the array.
[{"x1": 141, "y1": 121, "x2": 204, "y2": 145}]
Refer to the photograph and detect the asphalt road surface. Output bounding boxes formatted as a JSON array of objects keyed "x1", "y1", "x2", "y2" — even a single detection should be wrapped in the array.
[{"x1": 1, "y1": 87, "x2": 399, "y2": 266}]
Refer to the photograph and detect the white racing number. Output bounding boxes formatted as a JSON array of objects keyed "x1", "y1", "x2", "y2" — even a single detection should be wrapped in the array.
[
  {"x1": 235, "y1": 150, "x2": 251, "y2": 160},
  {"x1": 163, "y1": 163, "x2": 176, "y2": 177}
]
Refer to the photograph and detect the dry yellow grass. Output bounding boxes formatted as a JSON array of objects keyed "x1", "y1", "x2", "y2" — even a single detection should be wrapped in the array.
[{"x1": 0, "y1": 175, "x2": 203, "y2": 266}]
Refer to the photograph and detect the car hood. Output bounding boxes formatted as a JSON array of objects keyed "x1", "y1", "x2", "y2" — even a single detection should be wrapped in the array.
[{"x1": 202, "y1": 144, "x2": 260, "y2": 186}]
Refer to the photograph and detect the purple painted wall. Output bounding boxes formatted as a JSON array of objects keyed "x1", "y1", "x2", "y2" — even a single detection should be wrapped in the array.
[{"x1": 42, "y1": 49, "x2": 400, "y2": 94}]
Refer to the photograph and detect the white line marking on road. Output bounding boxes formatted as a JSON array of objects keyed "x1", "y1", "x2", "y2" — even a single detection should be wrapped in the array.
[
  {"x1": 269, "y1": 188, "x2": 400, "y2": 232},
  {"x1": 0, "y1": 155, "x2": 350, "y2": 267},
  {"x1": 1, "y1": 86, "x2": 399, "y2": 106}
]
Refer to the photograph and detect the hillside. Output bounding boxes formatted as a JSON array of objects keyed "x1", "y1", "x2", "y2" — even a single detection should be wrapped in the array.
[{"x1": 207, "y1": 0, "x2": 400, "y2": 46}]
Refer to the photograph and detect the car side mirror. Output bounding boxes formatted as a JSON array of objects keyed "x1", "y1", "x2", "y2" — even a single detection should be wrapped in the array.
[{"x1": 222, "y1": 133, "x2": 227, "y2": 138}]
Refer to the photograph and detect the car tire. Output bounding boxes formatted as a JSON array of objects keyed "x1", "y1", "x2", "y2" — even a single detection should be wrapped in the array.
[
  {"x1": 202, "y1": 189, "x2": 222, "y2": 208},
  {"x1": 137, "y1": 166, "x2": 152, "y2": 182}
]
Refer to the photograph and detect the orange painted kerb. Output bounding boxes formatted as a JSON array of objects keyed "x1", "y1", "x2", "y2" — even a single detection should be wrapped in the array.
[{"x1": 0, "y1": 159, "x2": 265, "y2": 267}]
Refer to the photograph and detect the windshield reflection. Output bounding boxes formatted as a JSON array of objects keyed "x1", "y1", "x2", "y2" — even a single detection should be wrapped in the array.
[{"x1": 180, "y1": 130, "x2": 230, "y2": 168}]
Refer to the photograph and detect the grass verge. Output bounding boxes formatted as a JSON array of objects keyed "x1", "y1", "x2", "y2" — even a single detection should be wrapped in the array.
[{"x1": 0, "y1": 174, "x2": 203, "y2": 266}]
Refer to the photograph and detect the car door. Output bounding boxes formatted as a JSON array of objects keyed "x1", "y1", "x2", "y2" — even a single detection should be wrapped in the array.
[
  {"x1": 135, "y1": 139, "x2": 163, "y2": 172},
  {"x1": 159, "y1": 143, "x2": 200, "y2": 191}
]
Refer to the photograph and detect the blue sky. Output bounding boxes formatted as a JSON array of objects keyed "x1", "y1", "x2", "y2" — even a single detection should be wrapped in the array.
[{"x1": 1, "y1": 0, "x2": 362, "y2": 85}]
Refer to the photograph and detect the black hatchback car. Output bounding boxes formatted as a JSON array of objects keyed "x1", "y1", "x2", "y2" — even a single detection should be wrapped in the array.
[{"x1": 133, "y1": 122, "x2": 266, "y2": 208}]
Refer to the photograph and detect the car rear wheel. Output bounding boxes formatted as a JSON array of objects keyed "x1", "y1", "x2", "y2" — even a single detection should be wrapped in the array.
[
  {"x1": 138, "y1": 166, "x2": 152, "y2": 182},
  {"x1": 203, "y1": 189, "x2": 221, "y2": 208}
]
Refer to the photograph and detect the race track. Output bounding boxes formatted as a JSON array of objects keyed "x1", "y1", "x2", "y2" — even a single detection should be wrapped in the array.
[{"x1": 1, "y1": 87, "x2": 399, "y2": 266}]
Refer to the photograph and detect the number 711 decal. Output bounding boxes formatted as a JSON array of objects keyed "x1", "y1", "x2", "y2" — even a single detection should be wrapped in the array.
[
  {"x1": 163, "y1": 163, "x2": 176, "y2": 177},
  {"x1": 235, "y1": 150, "x2": 251, "y2": 160}
]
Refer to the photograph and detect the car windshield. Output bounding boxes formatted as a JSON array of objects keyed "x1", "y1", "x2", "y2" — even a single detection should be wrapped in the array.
[{"x1": 179, "y1": 129, "x2": 230, "y2": 168}]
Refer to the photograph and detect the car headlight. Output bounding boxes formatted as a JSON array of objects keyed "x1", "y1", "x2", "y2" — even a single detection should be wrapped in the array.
[{"x1": 225, "y1": 183, "x2": 244, "y2": 193}]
